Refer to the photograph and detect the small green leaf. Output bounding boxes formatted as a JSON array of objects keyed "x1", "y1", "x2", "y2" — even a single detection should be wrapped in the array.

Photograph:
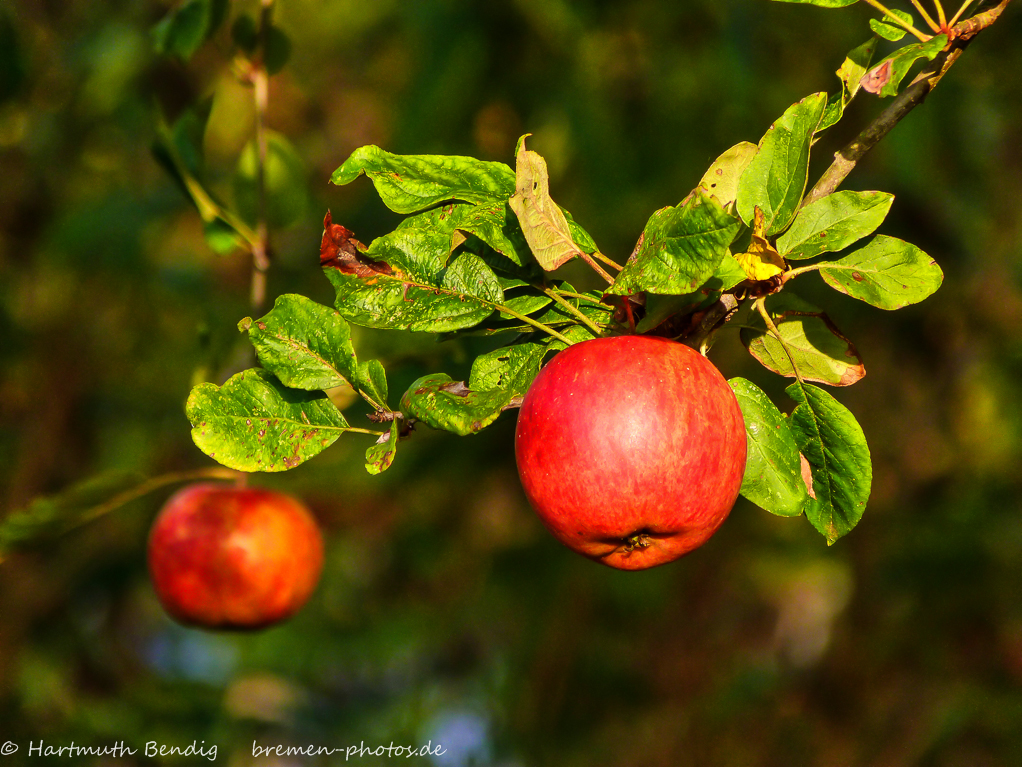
[
  {"x1": 468, "y1": 340, "x2": 548, "y2": 398},
  {"x1": 357, "y1": 359, "x2": 390, "y2": 410},
  {"x1": 861, "y1": 35, "x2": 947, "y2": 99},
  {"x1": 400, "y1": 374, "x2": 515, "y2": 436},
  {"x1": 728, "y1": 378, "x2": 808, "y2": 517},
  {"x1": 742, "y1": 293, "x2": 866, "y2": 386},
  {"x1": 697, "y1": 142, "x2": 759, "y2": 211},
  {"x1": 772, "y1": 0, "x2": 859, "y2": 6},
  {"x1": 331, "y1": 145, "x2": 515, "y2": 214},
  {"x1": 818, "y1": 235, "x2": 943, "y2": 309},
  {"x1": 235, "y1": 132, "x2": 309, "y2": 229},
  {"x1": 152, "y1": 0, "x2": 228, "y2": 61},
  {"x1": 187, "y1": 369, "x2": 350, "y2": 472},
  {"x1": 323, "y1": 212, "x2": 505, "y2": 332},
  {"x1": 264, "y1": 26, "x2": 291, "y2": 75},
  {"x1": 786, "y1": 382, "x2": 872, "y2": 543},
  {"x1": 240, "y1": 294, "x2": 358, "y2": 392},
  {"x1": 508, "y1": 136, "x2": 581, "y2": 271},
  {"x1": 776, "y1": 190, "x2": 893, "y2": 260},
  {"x1": 609, "y1": 189, "x2": 741, "y2": 295},
  {"x1": 870, "y1": 9, "x2": 912, "y2": 41},
  {"x1": 737, "y1": 92, "x2": 828, "y2": 236},
  {"x1": 365, "y1": 422, "x2": 399, "y2": 475},
  {"x1": 819, "y1": 38, "x2": 878, "y2": 132}
]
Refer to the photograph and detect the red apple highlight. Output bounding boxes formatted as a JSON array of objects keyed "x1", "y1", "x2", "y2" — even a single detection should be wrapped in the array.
[
  {"x1": 515, "y1": 335, "x2": 747, "y2": 570},
  {"x1": 148, "y1": 483, "x2": 324, "y2": 629}
]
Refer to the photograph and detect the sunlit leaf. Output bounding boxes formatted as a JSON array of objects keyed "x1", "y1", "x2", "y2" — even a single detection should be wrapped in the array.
[
  {"x1": 331, "y1": 145, "x2": 515, "y2": 214},
  {"x1": 818, "y1": 235, "x2": 943, "y2": 309},
  {"x1": 870, "y1": 9, "x2": 913, "y2": 41},
  {"x1": 741, "y1": 293, "x2": 866, "y2": 386},
  {"x1": 860, "y1": 35, "x2": 947, "y2": 98},
  {"x1": 786, "y1": 382, "x2": 872, "y2": 543},
  {"x1": 737, "y1": 92, "x2": 828, "y2": 236},
  {"x1": 729, "y1": 378, "x2": 808, "y2": 517},
  {"x1": 187, "y1": 369, "x2": 351, "y2": 472},
  {"x1": 771, "y1": 0, "x2": 859, "y2": 6},
  {"x1": 609, "y1": 189, "x2": 740, "y2": 295},
  {"x1": 365, "y1": 422, "x2": 399, "y2": 475},
  {"x1": 697, "y1": 141, "x2": 758, "y2": 211},
  {"x1": 400, "y1": 374, "x2": 516, "y2": 436},
  {"x1": 508, "y1": 136, "x2": 580, "y2": 271},
  {"x1": 819, "y1": 38, "x2": 878, "y2": 132},
  {"x1": 776, "y1": 190, "x2": 893, "y2": 260}
]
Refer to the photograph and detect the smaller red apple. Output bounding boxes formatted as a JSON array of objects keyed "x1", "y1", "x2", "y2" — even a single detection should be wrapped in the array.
[{"x1": 147, "y1": 483, "x2": 324, "y2": 630}]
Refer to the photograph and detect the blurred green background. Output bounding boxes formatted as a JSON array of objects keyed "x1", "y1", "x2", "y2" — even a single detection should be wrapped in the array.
[{"x1": 2, "y1": 1, "x2": 1022, "y2": 765}]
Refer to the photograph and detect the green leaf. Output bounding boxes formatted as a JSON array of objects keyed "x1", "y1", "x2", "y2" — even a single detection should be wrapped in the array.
[
  {"x1": 331, "y1": 145, "x2": 515, "y2": 214},
  {"x1": 786, "y1": 382, "x2": 872, "y2": 543},
  {"x1": 776, "y1": 190, "x2": 893, "y2": 260},
  {"x1": 187, "y1": 369, "x2": 351, "y2": 472},
  {"x1": 357, "y1": 359, "x2": 390, "y2": 410},
  {"x1": 468, "y1": 340, "x2": 549, "y2": 398},
  {"x1": 818, "y1": 235, "x2": 943, "y2": 309},
  {"x1": 697, "y1": 141, "x2": 758, "y2": 211},
  {"x1": 861, "y1": 35, "x2": 947, "y2": 99},
  {"x1": 608, "y1": 189, "x2": 741, "y2": 295},
  {"x1": 400, "y1": 374, "x2": 515, "y2": 436},
  {"x1": 449, "y1": 201, "x2": 533, "y2": 268},
  {"x1": 323, "y1": 211, "x2": 505, "y2": 332},
  {"x1": 728, "y1": 378, "x2": 808, "y2": 517},
  {"x1": 234, "y1": 132, "x2": 309, "y2": 229},
  {"x1": 772, "y1": 0, "x2": 859, "y2": 6},
  {"x1": 633, "y1": 254, "x2": 745, "y2": 334},
  {"x1": 240, "y1": 294, "x2": 358, "y2": 392},
  {"x1": 152, "y1": 0, "x2": 228, "y2": 61},
  {"x1": 819, "y1": 38, "x2": 878, "y2": 132},
  {"x1": 742, "y1": 293, "x2": 866, "y2": 386},
  {"x1": 736, "y1": 92, "x2": 828, "y2": 236},
  {"x1": 870, "y1": 9, "x2": 912, "y2": 41},
  {"x1": 365, "y1": 422, "x2": 399, "y2": 475},
  {"x1": 508, "y1": 136, "x2": 581, "y2": 271}
]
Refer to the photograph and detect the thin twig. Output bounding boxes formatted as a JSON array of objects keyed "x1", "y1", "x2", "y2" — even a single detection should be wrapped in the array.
[
  {"x1": 250, "y1": 0, "x2": 274, "y2": 312},
  {"x1": 578, "y1": 249, "x2": 616, "y2": 284},
  {"x1": 910, "y1": 0, "x2": 943, "y2": 31},
  {"x1": 947, "y1": 0, "x2": 975, "y2": 27},
  {"x1": 592, "y1": 250, "x2": 624, "y2": 271},
  {"x1": 804, "y1": 0, "x2": 1011, "y2": 206},
  {"x1": 543, "y1": 288, "x2": 605, "y2": 336}
]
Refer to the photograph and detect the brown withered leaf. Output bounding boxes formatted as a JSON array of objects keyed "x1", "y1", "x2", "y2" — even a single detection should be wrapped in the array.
[
  {"x1": 859, "y1": 58, "x2": 893, "y2": 95},
  {"x1": 319, "y1": 210, "x2": 393, "y2": 277}
]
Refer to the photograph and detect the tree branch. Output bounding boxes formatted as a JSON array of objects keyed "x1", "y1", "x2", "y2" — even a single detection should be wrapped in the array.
[{"x1": 804, "y1": 0, "x2": 1011, "y2": 206}]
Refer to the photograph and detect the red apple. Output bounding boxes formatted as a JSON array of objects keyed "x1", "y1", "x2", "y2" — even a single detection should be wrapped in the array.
[
  {"x1": 515, "y1": 335, "x2": 746, "y2": 570},
  {"x1": 147, "y1": 483, "x2": 324, "y2": 629}
]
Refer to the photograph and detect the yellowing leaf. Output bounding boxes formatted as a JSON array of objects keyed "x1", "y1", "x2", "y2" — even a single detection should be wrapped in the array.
[
  {"x1": 735, "y1": 207, "x2": 786, "y2": 280},
  {"x1": 508, "y1": 136, "x2": 579, "y2": 271}
]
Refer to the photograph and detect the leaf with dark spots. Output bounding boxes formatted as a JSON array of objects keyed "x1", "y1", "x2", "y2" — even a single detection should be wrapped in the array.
[
  {"x1": 187, "y1": 369, "x2": 353, "y2": 472},
  {"x1": 400, "y1": 373, "x2": 516, "y2": 436},
  {"x1": 741, "y1": 293, "x2": 866, "y2": 386}
]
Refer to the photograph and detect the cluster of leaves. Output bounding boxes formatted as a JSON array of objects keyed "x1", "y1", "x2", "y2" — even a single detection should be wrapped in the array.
[{"x1": 179, "y1": 0, "x2": 948, "y2": 547}]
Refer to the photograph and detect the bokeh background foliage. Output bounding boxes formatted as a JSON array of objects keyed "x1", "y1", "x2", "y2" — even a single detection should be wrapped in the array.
[{"x1": 2, "y1": 1, "x2": 1022, "y2": 764}]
